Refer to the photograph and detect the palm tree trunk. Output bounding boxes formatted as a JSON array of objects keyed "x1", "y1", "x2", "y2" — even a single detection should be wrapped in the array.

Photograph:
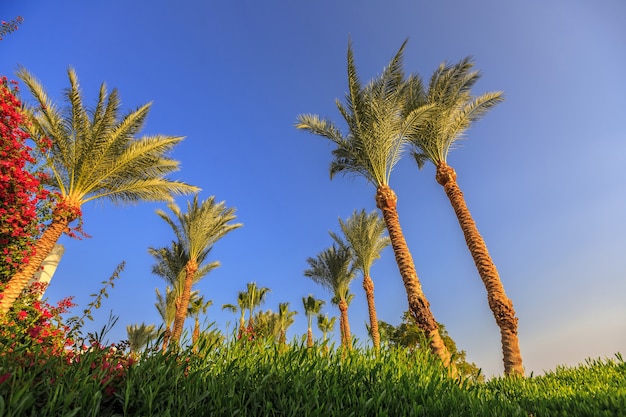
[
  {"x1": 161, "y1": 326, "x2": 171, "y2": 352},
  {"x1": 0, "y1": 202, "x2": 79, "y2": 314},
  {"x1": 307, "y1": 327, "x2": 314, "y2": 348},
  {"x1": 338, "y1": 298, "x2": 351, "y2": 350},
  {"x1": 375, "y1": 184, "x2": 452, "y2": 368},
  {"x1": 436, "y1": 162, "x2": 523, "y2": 376},
  {"x1": 363, "y1": 274, "x2": 380, "y2": 351},
  {"x1": 170, "y1": 258, "x2": 198, "y2": 346},
  {"x1": 192, "y1": 317, "x2": 200, "y2": 353}
]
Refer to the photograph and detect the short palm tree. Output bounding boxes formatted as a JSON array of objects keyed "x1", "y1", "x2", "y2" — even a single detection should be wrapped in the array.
[
  {"x1": 188, "y1": 295, "x2": 213, "y2": 351},
  {"x1": 408, "y1": 57, "x2": 523, "y2": 376},
  {"x1": 222, "y1": 291, "x2": 248, "y2": 338},
  {"x1": 302, "y1": 294, "x2": 325, "y2": 347},
  {"x1": 155, "y1": 286, "x2": 178, "y2": 351},
  {"x1": 242, "y1": 282, "x2": 271, "y2": 329},
  {"x1": 275, "y1": 302, "x2": 297, "y2": 346},
  {"x1": 331, "y1": 209, "x2": 390, "y2": 351},
  {"x1": 304, "y1": 244, "x2": 356, "y2": 350},
  {"x1": 156, "y1": 194, "x2": 241, "y2": 347},
  {"x1": 1, "y1": 67, "x2": 198, "y2": 314},
  {"x1": 126, "y1": 322, "x2": 157, "y2": 358},
  {"x1": 317, "y1": 313, "x2": 336, "y2": 353},
  {"x1": 296, "y1": 41, "x2": 452, "y2": 367}
]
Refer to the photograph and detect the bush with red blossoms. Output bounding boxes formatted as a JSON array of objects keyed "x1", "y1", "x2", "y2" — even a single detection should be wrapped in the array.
[{"x1": 0, "y1": 76, "x2": 50, "y2": 282}]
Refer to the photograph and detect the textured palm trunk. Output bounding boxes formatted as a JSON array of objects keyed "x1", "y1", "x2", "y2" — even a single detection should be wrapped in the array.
[
  {"x1": 338, "y1": 298, "x2": 351, "y2": 350},
  {"x1": 363, "y1": 274, "x2": 380, "y2": 351},
  {"x1": 375, "y1": 184, "x2": 452, "y2": 368},
  {"x1": 170, "y1": 258, "x2": 198, "y2": 346},
  {"x1": 0, "y1": 201, "x2": 79, "y2": 315},
  {"x1": 161, "y1": 326, "x2": 171, "y2": 352},
  {"x1": 307, "y1": 327, "x2": 314, "y2": 348},
  {"x1": 237, "y1": 316, "x2": 246, "y2": 339},
  {"x1": 436, "y1": 162, "x2": 524, "y2": 376}
]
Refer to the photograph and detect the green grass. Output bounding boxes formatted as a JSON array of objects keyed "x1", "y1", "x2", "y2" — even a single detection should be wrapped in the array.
[{"x1": 1, "y1": 337, "x2": 624, "y2": 416}]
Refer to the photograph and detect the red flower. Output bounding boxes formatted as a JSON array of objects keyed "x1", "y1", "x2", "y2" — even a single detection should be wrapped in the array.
[
  {"x1": 0, "y1": 373, "x2": 10, "y2": 384},
  {"x1": 17, "y1": 310, "x2": 27, "y2": 321}
]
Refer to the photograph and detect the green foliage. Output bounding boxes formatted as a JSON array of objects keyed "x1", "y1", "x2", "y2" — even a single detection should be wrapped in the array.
[{"x1": 379, "y1": 311, "x2": 483, "y2": 381}]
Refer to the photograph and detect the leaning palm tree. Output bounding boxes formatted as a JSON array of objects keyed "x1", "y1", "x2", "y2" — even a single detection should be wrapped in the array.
[
  {"x1": 1, "y1": 67, "x2": 198, "y2": 314},
  {"x1": 317, "y1": 313, "x2": 336, "y2": 353},
  {"x1": 296, "y1": 40, "x2": 452, "y2": 367},
  {"x1": 222, "y1": 291, "x2": 248, "y2": 338},
  {"x1": 275, "y1": 302, "x2": 297, "y2": 346},
  {"x1": 304, "y1": 244, "x2": 356, "y2": 350},
  {"x1": 302, "y1": 294, "x2": 325, "y2": 347},
  {"x1": 156, "y1": 194, "x2": 242, "y2": 346},
  {"x1": 331, "y1": 209, "x2": 390, "y2": 351},
  {"x1": 126, "y1": 322, "x2": 157, "y2": 358},
  {"x1": 188, "y1": 295, "x2": 213, "y2": 351},
  {"x1": 408, "y1": 57, "x2": 523, "y2": 376}
]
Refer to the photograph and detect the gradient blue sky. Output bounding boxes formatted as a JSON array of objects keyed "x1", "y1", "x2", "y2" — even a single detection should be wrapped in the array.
[{"x1": 2, "y1": 1, "x2": 625, "y2": 377}]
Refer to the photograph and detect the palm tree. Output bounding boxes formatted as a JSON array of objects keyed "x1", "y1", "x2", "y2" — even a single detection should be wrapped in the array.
[
  {"x1": 126, "y1": 322, "x2": 157, "y2": 358},
  {"x1": 149, "y1": 240, "x2": 217, "y2": 350},
  {"x1": 222, "y1": 291, "x2": 248, "y2": 338},
  {"x1": 331, "y1": 209, "x2": 390, "y2": 351},
  {"x1": 296, "y1": 41, "x2": 452, "y2": 367},
  {"x1": 304, "y1": 244, "x2": 356, "y2": 349},
  {"x1": 1, "y1": 67, "x2": 198, "y2": 314},
  {"x1": 408, "y1": 57, "x2": 522, "y2": 376},
  {"x1": 317, "y1": 313, "x2": 336, "y2": 353},
  {"x1": 242, "y1": 282, "x2": 270, "y2": 329},
  {"x1": 188, "y1": 295, "x2": 213, "y2": 351},
  {"x1": 275, "y1": 302, "x2": 297, "y2": 346},
  {"x1": 154, "y1": 286, "x2": 178, "y2": 351},
  {"x1": 156, "y1": 194, "x2": 241, "y2": 347},
  {"x1": 302, "y1": 294, "x2": 325, "y2": 347}
]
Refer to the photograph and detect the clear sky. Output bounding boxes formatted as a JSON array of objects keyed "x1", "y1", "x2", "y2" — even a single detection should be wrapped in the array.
[{"x1": 2, "y1": 1, "x2": 625, "y2": 377}]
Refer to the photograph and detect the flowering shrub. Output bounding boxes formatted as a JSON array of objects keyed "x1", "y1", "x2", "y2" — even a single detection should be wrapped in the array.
[
  {"x1": 0, "y1": 16, "x2": 23, "y2": 41},
  {"x1": 0, "y1": 77, "x2": 50, "y2": 282},
  {"x1": 0, "y1": 281, "x2": 134, "y2": 413}
]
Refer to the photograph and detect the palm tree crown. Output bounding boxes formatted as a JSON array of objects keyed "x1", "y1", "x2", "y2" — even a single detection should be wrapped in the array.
[
  {"x1": 409, "y1": 57, "x2": 503, "y2": 166},
  {"x1": 302, "y1": 294, "x2": 325, "y2": 347}
]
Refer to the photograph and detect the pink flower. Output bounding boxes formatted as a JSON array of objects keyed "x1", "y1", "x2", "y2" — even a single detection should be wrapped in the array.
[{"x1": 0, "y1": 373, "x2": 10, "y2": 384}]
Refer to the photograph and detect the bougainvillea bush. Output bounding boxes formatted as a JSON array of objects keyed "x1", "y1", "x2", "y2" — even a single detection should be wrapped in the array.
[{"x1": 0, "y1": 76, "x2": 50, "y2": 282}]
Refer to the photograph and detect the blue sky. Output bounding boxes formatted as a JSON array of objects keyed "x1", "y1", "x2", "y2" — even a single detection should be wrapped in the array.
[{"x1": 2, "y1": 1, "x2": 625, "y2": 377}]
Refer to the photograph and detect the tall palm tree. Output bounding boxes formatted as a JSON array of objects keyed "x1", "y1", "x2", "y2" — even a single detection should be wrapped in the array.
[
  {"x1": 1, "y1": 67, "x2": 198, "y2": 314},
  {"x1": 222, "y1": 291, "x2": 248, "y2": 338},
  {"x1": 188, "y1": 295, "x2": 213, "y2": 351},
  {"x1": 126, "y1": 322, "x2": 157, "y2": 358},
  {"x1": 331, "y1": 209, "x2": 390, "y2": 351},
  {"x1": 296, "y1": 41, "x2": 452, "y2": 367},
  {"x1": 304, "y1": 244, "x2": 356, "y2": 349},
  {"x1": 317, "y1": 313, "x2": 336, "y2": 353},
  {"x1": 275, "y1": 302, "x2": 297, "y2": 346},
  {"x1": 302, "y1": 294, "x2": 325, "y2": 347},
  {"x1": 149, "y1": 240, "x2": 217, "y2": 350},
  {"x1": 408, "y1": 58, "x2": 523, "y2": 376},
  {"x1": 156, "y1": 194, "x2": 241, "y2": 346}
]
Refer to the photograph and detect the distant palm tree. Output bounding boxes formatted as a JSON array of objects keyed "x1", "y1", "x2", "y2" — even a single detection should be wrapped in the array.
[
  {"x1": 126, "y1": 322, "x2": 157, "y2": 358},
  {"x1": 275, "y1": 302, "x2": 297, "y2": 346},
  {"x1": 317, "y1": 313, "x2": 336, "y2": 353},
  {"x1": 296, "y1": 41, "x2": 452, "y2": 367},
  {"x1": 242, "y1": 282, "x2": 270, "y2": 329},
  {"x1": 331, "y1": 209, "x2": 390, "y2": 351},
  {"x1": 156, "y1": 194, "x2": 241, "y2": 347},
  {"x1": 1, "y1": 67, "x2": 198, "y2": 314},
  {"x1": 222, "y1": 291, "x2": 247, "y2": 338},
  {"x1": 302, "y1": 295, "x2": 325, "y2": 347},
  {"x1": 408, "y1": 57, "x2": 523, "y2": 376},
  {"x1": 149, "y1": 239, "x2": 217, "y2": 350},
  {"x1": 188, "y1": 295, "x2": 213, "y2": 351},
  {"x1": 304, "y1": 244, "x2": 356, "y2": 350}
]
